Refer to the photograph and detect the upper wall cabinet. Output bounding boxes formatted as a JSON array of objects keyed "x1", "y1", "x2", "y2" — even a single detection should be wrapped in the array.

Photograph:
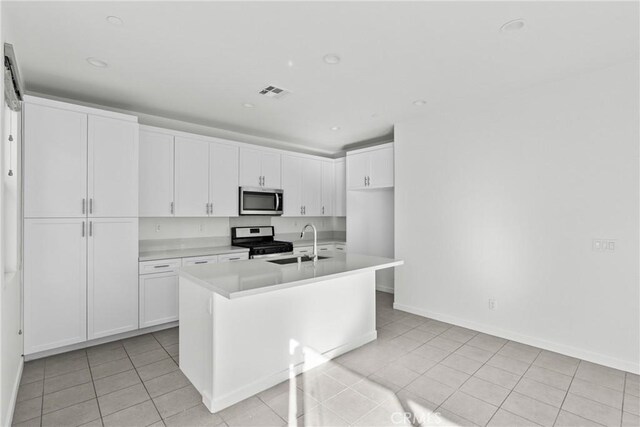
[
  {"x1": 239, "y1": 147, "x2": 281, "y2": 189},
  {"x1": 24, "y1": 103, "x2": 88, "y2": 218},
  {"x1": 210, "y1": 142, "x2": 239, "y2": 216},
  {"x1": 334, "y1": 159, "x2": 346, "y2": 216},
  {"x1": 346, "y1": 143, "x2": 394, "y2": 190},
  {"x1": 282, "y1": 155, "x2": 322, "y2": 216},
  {"x1": 175, "y1": 137, "x2": 210, "y2": 216},
  {"x1": 24, "y1": 98, "x2": 139, "y2": 218},
  {"x1": 139, "y1": 130, "x2": 175, "y2": 217},
  {"x1": 88, "y1": 116, "x2": 139, "y2": 217},
  {"x1": 321, "y1": 161, "x2": 335, "y2": 216}
]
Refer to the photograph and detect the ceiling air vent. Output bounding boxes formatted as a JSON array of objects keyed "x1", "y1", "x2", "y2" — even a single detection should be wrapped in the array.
[{"x1": 258, "y1": 85, "x2": 290, "y2": 99}]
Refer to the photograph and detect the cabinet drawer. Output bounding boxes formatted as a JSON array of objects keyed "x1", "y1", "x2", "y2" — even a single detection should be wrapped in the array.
[
  {"x1": 293, "y1": 246, "x2": 313, "y2": 255},
  {"x1": 182, "y1": 255, "x2": 218, "y2": 266},
  {"x1": 139, "y1": 258, "x2": 181, "y2": 275},
  {"x1": 317, "y1": 244, "x2": 334, "y2": 252},
  {"x1": 335, "y1": 244, "x2": 346, "y2": 252},
  {"x1": 218, "y1": 252, "x2": 249, "y2": 263}
]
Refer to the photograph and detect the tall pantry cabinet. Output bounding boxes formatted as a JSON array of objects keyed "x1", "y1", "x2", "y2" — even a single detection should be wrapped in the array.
[{"x1": 23, "y1": 96, "x2": 139, "y2": 354}]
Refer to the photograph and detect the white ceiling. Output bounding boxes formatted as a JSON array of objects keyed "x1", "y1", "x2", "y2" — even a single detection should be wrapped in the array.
[{"x1": 4, "y1": 1, "x2": 638, "y2": 154}]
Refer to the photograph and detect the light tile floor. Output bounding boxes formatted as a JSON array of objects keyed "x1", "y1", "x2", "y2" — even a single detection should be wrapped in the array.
[{"x1": 13, "y1": 292, "x2": 640, "y2": 427}]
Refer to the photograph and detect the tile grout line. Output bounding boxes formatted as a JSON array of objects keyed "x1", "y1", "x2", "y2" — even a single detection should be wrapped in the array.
[
  {"x1": 86, "y1": 351, "x2": 104, "y2": 427},
  {"x1": 620, "y1": 373, "x2": 627, "y2": 427},
  {"x1": 484, "y1": 346, "x2": 542, "y2": 427}
]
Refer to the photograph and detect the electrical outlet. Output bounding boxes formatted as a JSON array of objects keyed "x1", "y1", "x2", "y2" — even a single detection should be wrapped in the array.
[
  {"x1": 593, "y1": 239, "x2": 616, "y2": 252},
  {"x1": 488, "y1": 299, "x2": 497, "y2": 310}
]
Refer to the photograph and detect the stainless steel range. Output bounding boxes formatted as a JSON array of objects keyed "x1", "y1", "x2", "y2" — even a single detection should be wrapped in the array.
[{"x1": 231, "y1": 226, "x2": 293, "y2": 259}]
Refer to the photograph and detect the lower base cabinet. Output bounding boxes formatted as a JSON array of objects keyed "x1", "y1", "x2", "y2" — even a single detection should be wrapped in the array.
[
  {"x1": 139, "y1": 259, "x2": 180, "y2": 328},
  {"x1": 24, "y1": 217, "x2": 138, "y2": 355}
]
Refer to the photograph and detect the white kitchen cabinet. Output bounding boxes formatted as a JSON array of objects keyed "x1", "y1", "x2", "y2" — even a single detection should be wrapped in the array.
[
  {"x1": 302, "y1": 158, "x2": 322, "y2": 216},
  {"x1": 334, "y1": 159, "x2": 346, "y2": 216},
  {"x1": 87, "y1": 218, "x2": 139, "y2": 339},
  {"x1": 182, "y1": 255, "x2": 218, "y2": 266},
  {"x1": 321, "y1": 161, "x2": 335, "y2": 216},
  {"x1": 347, "y1": 143, "x2": 394, "y2": 190},
  {"x1": 282, "y1": 155, "x2": 321, "y2": 216},
  {"x1": 218, "y1": 252, "x2": 249, "y2": 262},
  {"x1": 282, "y1": 155, "x2": 303, "y2": 216},
  {"x1": 239, "y1": 147, "x2": 281, "y2": 188},
  {"x1": 139, "y1": 259, "x2": 180, "y2": 328},
  {"x1": 210, "y1": 142, "x2": 239, "y2": 216},
  {"x1": 293, "y1": 246, "x2": 313, "y2": 256},
  {"x1": 88, "y1": 116, "x2": 139, "y2": 217},
  {"x1": 24, "y1": 218, "x2": 87, "y2": 354},
  {"x1": 335, "y1": 243, "x2": 347, "y2": 252},
  {"x1": 139, "y1": 130, "x2": 175, "y2": 217},
  {"x1": 23, "y1": 103, "x2": 88, "y2": 218},
  {"x1": 175, "y1": 137, "x2": 210, "y2": 216}
]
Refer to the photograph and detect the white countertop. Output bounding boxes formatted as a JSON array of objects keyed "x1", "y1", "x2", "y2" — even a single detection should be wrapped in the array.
[
  {"x1": 179, "y1": 252, "x2": 402, "y2": 299},
  {"x1": 139, "y1": 246, "x2": 249, "y2": 262}
]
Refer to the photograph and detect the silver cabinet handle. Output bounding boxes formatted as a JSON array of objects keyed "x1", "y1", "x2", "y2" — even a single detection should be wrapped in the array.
[
  {"x1": 322, "y1": 206, "x2": 325, "y2": 215},
  {"x1": 89, "y1": 198, "x2": 93, "y2": 214},
  {"x1": 170, "y1": 202, "x2": 174, "y2": 214},
  {"x1": 194, "y1": 261, "x2": 208, "y2": 264},
  {"x1": 228, "y1": 257, "x2": 240, "y2": 261},
  {"x1": 89, "y1": 221, "x2": 93, "y2": 237},
  {"x1": 82, "y1": 198, "x2": 86, "y2": 214},
  {"x1": 300, "y1": 206, "x2": 303, "y2": 215},
  {"x1": 82, "y1": 221, "x2": 85, "y2": 237},
  {"x1": 303, "y1": 206, "x2": 306, "y2": 215},
  {"x1": 154, "y1": 264, "x2": 170, "y2": 268}
]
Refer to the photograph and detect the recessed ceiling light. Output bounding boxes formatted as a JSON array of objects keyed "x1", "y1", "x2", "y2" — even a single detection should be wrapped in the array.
[
  {"x1": 413, "y1": 100, "x2": 426, "y2": 106},
  {"x1": 323, "y1": 54, "x2": 341, "y2": 65},
  {"x1": 330, "y1": 126, "x2": 341, "y2": 131},
  {"x1": 86, "y1": 57, "x2": 108, "y2": 68},
  {"x1": 287, "y1": 60, "x2": 294, "y2": 67},
  {"x1": 242, "y1": 103, "x2": 255, "y2": 108},
  {"x1": 500, "y1": 19, "x2": 525, "y2": 32},
  {"x1": 106, "y1": 15, "x2": 123, "y2": 26}
]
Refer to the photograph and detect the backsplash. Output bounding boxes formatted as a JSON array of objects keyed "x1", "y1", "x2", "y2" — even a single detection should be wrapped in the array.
[{"x1": 139, "y1": 216, "x2": 346, "y2": 249}]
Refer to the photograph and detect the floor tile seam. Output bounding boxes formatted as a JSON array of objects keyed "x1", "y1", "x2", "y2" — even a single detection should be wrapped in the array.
[
  {"x1": 118, "y1": 346, "x2": 163, "y2": 421},
  {"x1": 130, "y1": 352, "x2": 172, "y2": 370},
  {"x1": 89, "y1": 355, "x2": 130, "y2": 369},
  {"x1": 620, "y1": 373, "x2": 627, "y2": 427},
  {"x1": 42, "y1": 362, "x2": 91, "y2": 381},
  {"x1": 41, "y1": 376, "x2": 93, "y2": 397},
  {"x1": 41, "y1": 386, "x2": 97, "y2": 416}
]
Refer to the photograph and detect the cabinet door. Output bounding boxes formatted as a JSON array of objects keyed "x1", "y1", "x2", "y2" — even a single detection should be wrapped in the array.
[
  {"x1": 239, "y1": 148, "x2": 262, "y2": 187},
  {"x1": 210, "y1": 143, "x2": 239, "y2": 216},
  {"x1": 301, "y1": 158, "x2": 322, "y2": 216},
  {"x1": 261, "y1": 152, "x2": 281, "y2": 189},
  {"x1": 139, "y1": 272, "x2": 179, "y2": 328},
  {"x1": 175, "y1": 137, "x2": 210, "y2": 216},
  {"x1": 346, "y1": 152, "x2": 369, "y2": 190},
  {"x1": 23, "y1": 103, "x2": 87, "y2": 218},
  {"x1": 369, "y1": 146, "x2": 394, "y2": 188},
  {"x1": 281, "y1": 155, "x2": 302, "y2": 216},
  {"x1": 87, "y1": 218, "x2": 139, "y2": 339},
  {"x1": 24, "y1": 218, "x2": 87, "y2": 354},
  {"x1": 334, "y1": 159, "x2": 346, "y2": 216},
  {"x1": 88, "y1": 116, "x2": 139, "y2": 217},
  {"x1": 321, "y1": 161, "x2": 335, "y2": 216},
  {"x1": 139, "y1": 131, "x2": 174, "y2": 217}
]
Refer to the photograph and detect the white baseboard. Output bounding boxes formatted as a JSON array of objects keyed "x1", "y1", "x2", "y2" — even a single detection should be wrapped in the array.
[
  {"x1": 376, "y1": 284, "x2": 395, "y2": 294},
  {"x1": 394, "y1": 302, "x2": 639, "y2": 375},
  {"x1": 25, "y1": 321, "x2": 179, "y2": 361},
  {"x1": 3, "y1": 356, "x2": 24, "y2": 427},
  {"x1": 203, "y1": 330, "x2": 378, "y2": 413}
]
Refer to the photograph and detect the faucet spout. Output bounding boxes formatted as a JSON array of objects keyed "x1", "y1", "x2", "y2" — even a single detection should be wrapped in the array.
[{"x1": 300, "y1": 223, "x2": 318, "y2": 263}]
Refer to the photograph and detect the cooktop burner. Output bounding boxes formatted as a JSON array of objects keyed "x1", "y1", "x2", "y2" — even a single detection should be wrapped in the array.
[{"x1": 231, "y1": 226, "x2": 293, "y2": 258}]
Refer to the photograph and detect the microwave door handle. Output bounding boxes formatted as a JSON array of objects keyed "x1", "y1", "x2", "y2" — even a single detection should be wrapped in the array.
[{"x1": 275, "y1": 193, "x2": 280, "y2": 212}]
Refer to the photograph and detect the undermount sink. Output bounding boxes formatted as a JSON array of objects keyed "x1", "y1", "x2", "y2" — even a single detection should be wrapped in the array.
[{"x1": 268, "y1": 256, "x2": 330, "y2": 265}]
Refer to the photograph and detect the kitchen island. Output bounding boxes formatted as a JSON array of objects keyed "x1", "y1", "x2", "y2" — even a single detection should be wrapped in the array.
[{"x1": 178, "y1": 251, "x2": 403, "y2": 413}]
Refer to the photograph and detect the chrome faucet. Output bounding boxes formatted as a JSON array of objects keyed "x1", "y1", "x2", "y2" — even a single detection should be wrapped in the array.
[{"x1": 300, "y1": 223, "x2": 318, "y2": 263}]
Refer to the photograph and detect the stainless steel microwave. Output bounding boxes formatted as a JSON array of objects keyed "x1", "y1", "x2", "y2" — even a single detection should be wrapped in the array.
[{"x1": 239, "y1": 187, "x2": 283, "y2": 216}]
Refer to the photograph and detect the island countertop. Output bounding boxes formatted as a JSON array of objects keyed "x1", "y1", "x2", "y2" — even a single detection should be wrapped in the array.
[{"x1": 179, "y1": 252, "x2": 403, "y2": 299}]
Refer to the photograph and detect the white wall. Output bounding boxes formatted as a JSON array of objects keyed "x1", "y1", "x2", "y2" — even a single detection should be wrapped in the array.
[
  {"x1": 139, "y1": 216, "x2": 345, "y2": 240},
  {"x1": 1, "y1": 7, "x2": 26, "y2": 425},
  {"x1": 394, "y1": 60, "x2": 639, "y2": 373}
]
